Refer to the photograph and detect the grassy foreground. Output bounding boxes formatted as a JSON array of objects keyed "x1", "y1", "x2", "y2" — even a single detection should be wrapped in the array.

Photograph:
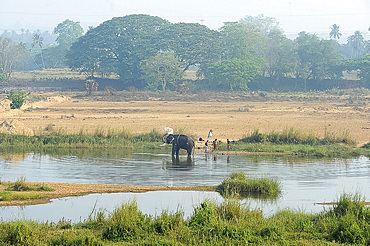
[{"x1": 0, "y1": 193, "x2": 368, "y2": 245}]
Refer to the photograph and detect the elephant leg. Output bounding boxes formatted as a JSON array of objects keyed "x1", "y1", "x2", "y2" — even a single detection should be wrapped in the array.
[
  {"x1": 187, "y1": 147, "x2": 192, "y2": 156},
  {"x1": 172, "y1": 145, "x2": 176, "y2": 156}
]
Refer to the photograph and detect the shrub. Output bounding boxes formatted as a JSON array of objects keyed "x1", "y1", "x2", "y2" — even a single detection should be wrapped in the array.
[
  {"x1": 324, "y1": 193, "x2": 370, "y2": 245},
  {"x1": 102, "y1": 200, "x2": 150, "y2": 242},
  {"x1": 7, "y1": 176, "x2": 54, "y2": 192},
  {"x1": 6, "y1": 90, "x2": 30, "y2": 109}
]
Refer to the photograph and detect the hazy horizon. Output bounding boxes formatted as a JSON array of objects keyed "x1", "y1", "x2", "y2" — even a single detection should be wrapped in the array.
[{"x1": 0, "y1": 0, "x2": 369, "y2": 41}]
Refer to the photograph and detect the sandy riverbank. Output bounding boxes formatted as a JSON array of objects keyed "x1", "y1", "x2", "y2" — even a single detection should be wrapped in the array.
[
  {"x1": 0, "y1": 182, "x2": 215, "y2": 206},
  {"x1": 0, "y1": 91, "x2": 369, "y2": 146}
]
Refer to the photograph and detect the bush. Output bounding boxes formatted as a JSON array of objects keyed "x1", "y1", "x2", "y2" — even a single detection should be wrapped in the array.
[
  {"x1": 322, "y1": 193, "x2": 370, "y2": 245},
  {"x1": 6, "y1": 90, "x2": 30, "y2": 109},
  {"x1": 102, "y1": 200, "x2": 150, "y2": 242}
]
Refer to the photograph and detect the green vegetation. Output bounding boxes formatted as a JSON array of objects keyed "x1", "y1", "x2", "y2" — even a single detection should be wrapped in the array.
[
  {"x1": 0, "y1": 128, "x2": 164, "y2": 151},
  {"x1": 0, "y1": 177, "x2": 53, "y2": 202},
  {"x1": 0, "y1": 65, "x2": 8, "y2": 82},
  {"x1": 3, "y1": 14, "x2": 370, "y2": 92},
  {"x1": 0, "y1": 127, "x2": 368, "y2": 158},
  {"x1": 217, "y1": 172, "x2": 281, "y2": 199},
  {"x1": 6, "y1": 90, "x2": 30, "y2": 109},
  {"x1": 6, "y1": 177, "x2": 54, "y2": 192},
  {"x1": 141, "y1": 52, "x2": 183, "y2": 91},
  {"x1": 0, "y1": 193, "x2": 368, "y2": 245},
  {"x1": 215, "y1": 128, "x2": 369, "y2": 158},
  {"x1": 0, "y1": 191, "x2": 44, "y2": 201},
  {"x1": 239, "y1": 127, "x2": 355, "y2": 145}
]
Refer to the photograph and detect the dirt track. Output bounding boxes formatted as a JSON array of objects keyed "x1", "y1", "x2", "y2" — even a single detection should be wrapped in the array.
[{"x1": 0, "y1": 91, "x2": 369, "y2": 146}]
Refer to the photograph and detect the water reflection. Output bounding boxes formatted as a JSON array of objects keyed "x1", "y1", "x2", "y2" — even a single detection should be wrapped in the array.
[{"x1": 162, "y1": 156, "x2": 194, "y2": 171}]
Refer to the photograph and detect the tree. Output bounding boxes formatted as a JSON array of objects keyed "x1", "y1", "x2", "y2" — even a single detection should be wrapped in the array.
[
  {"x1": 347, "y1": 31, "x2": 365, "y2": 58},
  {"x1": 344, "y1": 55, "x2": 370, "y2": 87},
  {"x1": 32, "y1": 33, "x2": 45, "y2": 69},
  {"x1": 262, "y1": 29, "x2": 296, "y2": 80},
  {"x1": 159, "y1": 23, "x2": 222, "y2": 72},
  {"x1": 0, "y1": 37, "x2": 26, "y2": 77},
  {"x1": 67, "y1": 14, "x2": 170, "y2": 87},
  {"x1": 239, "y1": 14, "x2": 282, "y2": 37},
  {"x1": 219, "y1": 22, "x2": 265, "y2": 60},
  {"x1": 207, "y1": 58, "x2": 263, "y2": 91},
  {"x1": 54, "y1": 19, "x2": 84, "y2": 47},
  {"x1": 0, "y1": 66, "x2": 8, "y2": 82},
  {"x1": 329, "y1": 24, "x2": 342, "y2": 40},
  {"x1": 294, "y1": 32, "x2": 342, "y2": 81},
  {"x1": 141, "y1": 52, "x2": 183, "y2": 91},
  {"x1": 19, "y1": 42, "x2": 41, "y2": 70}
]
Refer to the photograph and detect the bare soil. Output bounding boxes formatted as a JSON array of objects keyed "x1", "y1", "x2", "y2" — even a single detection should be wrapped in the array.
[{"x1": 1, "y1": 91, "x2": 368, "y2": 146}]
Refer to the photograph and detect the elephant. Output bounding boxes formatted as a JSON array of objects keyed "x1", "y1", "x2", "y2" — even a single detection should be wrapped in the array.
[{"x1": 163, "y1": 134, "x2": 195, "y2": 157}]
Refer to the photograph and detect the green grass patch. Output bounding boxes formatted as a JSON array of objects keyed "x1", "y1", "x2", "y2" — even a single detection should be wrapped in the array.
[
  {"x1": 0, "y1": 191, "x2": 44, "y2": 201},
  {"x1": 217, "y1": 172, "x2": 281, "y2": 199},
  {"x1": 6, "y1": 177, "x2": 54, "y2": 192}
]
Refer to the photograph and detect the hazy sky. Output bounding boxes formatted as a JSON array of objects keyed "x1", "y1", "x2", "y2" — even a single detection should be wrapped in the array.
[{"x1": 0, "y1": 0, "x2": 369, "y2": 38}]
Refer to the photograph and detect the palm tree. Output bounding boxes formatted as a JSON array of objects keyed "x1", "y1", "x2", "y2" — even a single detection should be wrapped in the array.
[
  {"x1": 347, "y1": 31, "x2": 364, "y2": 58},
  {"x1": 20, "y1": 42, "x2": 41, "y2": 70},
  {"x1": 32, "y1": 33, "x2": 45, "y2": 69},
  {"x1": 329, "y1": 24, "x2": 342, "y2": 40}
]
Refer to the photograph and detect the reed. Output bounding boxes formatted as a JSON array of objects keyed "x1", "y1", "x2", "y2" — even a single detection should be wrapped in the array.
[
  {"x1": 239, "y1": 127, "x2": 356, "y2": 146},
  {"x1": 0, "y1": 128, "x2": 164, "y2": 150}
]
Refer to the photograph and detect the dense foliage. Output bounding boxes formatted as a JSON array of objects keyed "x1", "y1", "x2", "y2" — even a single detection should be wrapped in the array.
[{"x1": 2, "y1": 14, "x2": 370, "y2": 92}]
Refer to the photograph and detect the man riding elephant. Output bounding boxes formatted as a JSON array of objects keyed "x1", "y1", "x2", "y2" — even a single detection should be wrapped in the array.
[{"x1": 163, "y1": 134, "x2": 195, "y2": 157}]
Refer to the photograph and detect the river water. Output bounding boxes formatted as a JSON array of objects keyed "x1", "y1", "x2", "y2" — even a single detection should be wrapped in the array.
[{"x1": 0, "y1": 151, "x2": 369, "y2": 222}]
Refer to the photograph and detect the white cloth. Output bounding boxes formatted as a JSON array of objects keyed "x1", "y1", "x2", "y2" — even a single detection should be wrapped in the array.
[{"x1": 164, "y1": 127, "x2": 173, "y2": 135}]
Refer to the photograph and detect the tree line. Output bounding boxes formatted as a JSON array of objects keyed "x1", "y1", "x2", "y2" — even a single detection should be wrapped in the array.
[{"x1": 1, "y1": 14, "x2": 369, "y2": 91}]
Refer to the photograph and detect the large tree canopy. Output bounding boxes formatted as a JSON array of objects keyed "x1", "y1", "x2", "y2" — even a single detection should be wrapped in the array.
[
  {"x1": 67, "y1": 14, "x2": 170, "y2": 87},
  {"x1": 66, "y1": 15, "x2": 222, "y2": 88},
  {"x1": 160, "y1": 22, "x2": 222, "y2": 71}
]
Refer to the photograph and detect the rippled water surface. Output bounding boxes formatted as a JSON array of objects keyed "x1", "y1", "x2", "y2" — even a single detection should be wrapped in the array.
[{"x1": 0, "y1": 151, "x2": 369, "y2": 222}]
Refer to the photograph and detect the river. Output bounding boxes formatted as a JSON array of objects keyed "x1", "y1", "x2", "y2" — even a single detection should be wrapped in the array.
[{"x1": 0, "y1": 150, "x2": 369, "y2": 222}]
